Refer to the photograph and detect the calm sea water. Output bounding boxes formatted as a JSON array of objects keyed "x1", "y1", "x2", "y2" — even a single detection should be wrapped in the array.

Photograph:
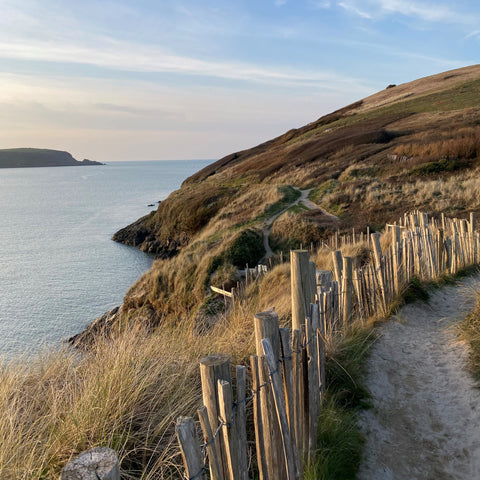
[{"x1": 0, "y1": 160, "x2": 211, "y2": 358}]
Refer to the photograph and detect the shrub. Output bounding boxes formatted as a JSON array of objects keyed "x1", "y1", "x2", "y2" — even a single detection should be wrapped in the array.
[{"x1": 224, "y1": 229, "x2": 265, "y2": 268}]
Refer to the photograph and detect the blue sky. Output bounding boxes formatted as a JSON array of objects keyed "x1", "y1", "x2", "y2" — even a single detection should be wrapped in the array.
[{"x1": 0, "y1": 0, "x2": 478, "y2": 161}]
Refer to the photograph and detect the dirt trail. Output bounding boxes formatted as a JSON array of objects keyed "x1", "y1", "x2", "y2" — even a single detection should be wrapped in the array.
[
  {"x1": 262, "y1": 188, "x2": 339, "y2": 258},
  {"x1": 359, "y1": 276, "x2": 480, "y2": 480}
]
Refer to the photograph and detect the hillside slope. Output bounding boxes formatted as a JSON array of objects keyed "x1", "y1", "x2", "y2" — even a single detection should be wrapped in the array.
[
  {"x1": 0, "y1": 148, "x2": 102, "y2": 168},
  {"x1": 102, "y1": 64, "x2": 480, "y2": 332}
]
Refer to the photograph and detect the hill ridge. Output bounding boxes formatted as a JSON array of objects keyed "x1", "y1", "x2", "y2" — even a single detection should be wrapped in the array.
[{"x1": 0, "y1": 148, "x2": 103, "y2": 168}]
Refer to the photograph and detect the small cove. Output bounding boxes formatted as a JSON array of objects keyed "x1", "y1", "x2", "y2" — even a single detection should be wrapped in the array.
[{"x1": 0, "y1": 159, "x2": 210, "y2": 358}]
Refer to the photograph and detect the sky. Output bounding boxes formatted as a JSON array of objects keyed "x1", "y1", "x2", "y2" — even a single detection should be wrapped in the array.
[{"x1": 0, "y1": 0, "x2": 479, "y2": 162}]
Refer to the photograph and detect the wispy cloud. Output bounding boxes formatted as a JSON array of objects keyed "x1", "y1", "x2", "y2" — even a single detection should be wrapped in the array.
[
  {"x1": 338, "y1": 2, "x2": 372, "y2": 19},
  {"x1": 0, "y1": 38, "x2": 371, "y2": 92},
  {"x1": 335, "y1": 0, "x2": 476, "y2": 24},
  {"x1": 465, "y1": 29, "x2": 480, "y2": 39},
  {"x1": 274, "y1": 0, "x2": 288, "y2": 6}
]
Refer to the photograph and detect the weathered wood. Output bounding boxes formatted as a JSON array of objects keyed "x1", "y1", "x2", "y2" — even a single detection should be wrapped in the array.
[
  {"x1": 371, "y1": 232, "x2": 386, "y2": 311},
  {"x1": 211, "y1": 286, "x2": 234, "y2": 298},
  {"x1": 262, "y1": 338, "x2": 298, "y2": 480},
  {"x1": 200, "y1": 355, "x2": 231, "y2": 480},
  {"x1": 392, "y1": 225, "x2": 401, "y2": 295},
  {"x1": 309, "y1": 260, "x2": 317, "y2": 303},
  {"x1": 236, "y1": 365, "x2": 249, "y2": 480},
  {"x1": 332, "y1": 250, "x2": 343, "y2": 284},
  {"x1": 250, "y1": 355, "x2": 268, "y2": 480},
  {"x1": 318, "y1": 293, "x2": 327, "y2": 396},
  {"x1": 198, "y1": 406, "x2": 223, "y2": 480},
  {"x1": 292, "y1": 329, "x2": 303, "y2": 458},
  {"x1": 342, "y1": 256, "x2": 353, "y2": 329},
  {"x1": 218, "y1": 380, "x2": 238, "y2": 480},
  {"x1": 255, "y1": 310, "x2": 284, "y2": 479},
  {"x1": 316, "y1": 270, "x2": 333, "y2": 289},
  {"x1": 291, "y1": 250, "x2": 310, "y2": 331},
  {"x1": 260, "y1": 354, "x2": 283, "y2": 479},
  {"x1": 62, "y1": 448, "x2": 120, "y2": 480},
  {"x1": 301, "y1": 324, "x2": 309, "y2": 459},
  {"x1": 307, "y1": 304, "x2": 320, "y2": 465},
  {"x1": 279, "y1": 329, "x2": 295, "y2": 447},
  {"x1": 176, "y1": 417, "x2": 206, "y2": 480},
  {"x1": 280, "y1": 329, "x2": 302, "y2": 479}
]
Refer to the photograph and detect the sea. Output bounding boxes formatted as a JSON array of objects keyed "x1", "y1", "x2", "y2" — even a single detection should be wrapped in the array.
[{"x1": 0, "y1": 159, "x2": 211, "y2": 359}]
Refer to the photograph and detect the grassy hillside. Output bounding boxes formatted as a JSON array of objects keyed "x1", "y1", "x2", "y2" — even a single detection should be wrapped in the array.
[
  {"x1": 110, "y1": 64, "x2": 480, "y2": 328},
  {"x1": 4, "y1": 65, "x2": 480, "y2": 479},
  {"x1": 0, "y1": 148, "x2": 102, "y2": 168}
]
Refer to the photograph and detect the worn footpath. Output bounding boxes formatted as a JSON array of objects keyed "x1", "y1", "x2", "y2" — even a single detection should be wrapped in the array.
[{"x1": 359, "y1": 276, "x2": 480, "y2": 480}]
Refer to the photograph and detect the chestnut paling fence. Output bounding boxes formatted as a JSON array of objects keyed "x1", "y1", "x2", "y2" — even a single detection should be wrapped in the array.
[{"x1": 175, "y1": 211, "x2": 480, "y2": 480}]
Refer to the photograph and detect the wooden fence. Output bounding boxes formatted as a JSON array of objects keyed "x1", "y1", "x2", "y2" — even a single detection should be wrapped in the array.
[{"x1": 176, "y1": 211, "x2": 479, "y2": 480}]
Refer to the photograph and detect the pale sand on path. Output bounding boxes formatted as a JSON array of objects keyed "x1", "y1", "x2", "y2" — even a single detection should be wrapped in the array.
[{"x1": 359, "y1": 275, "x2": 480, "y2": 480}]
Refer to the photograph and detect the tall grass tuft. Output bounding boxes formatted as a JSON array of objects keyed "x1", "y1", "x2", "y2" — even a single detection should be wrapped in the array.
[
  {"x1": 460, "y1": 292, "x2": 480, "y2": 384},
  {"x1": 305, "y1": 327, "x2": 377, "y2": 479},
  {"x1": 0, "y1": 323, "x2": 205, "y2": 479}
]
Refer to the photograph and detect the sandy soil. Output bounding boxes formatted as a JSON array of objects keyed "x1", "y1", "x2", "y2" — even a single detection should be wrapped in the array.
[{"x1": 358, "y1": 275, "x2": 480, "y2": 480}]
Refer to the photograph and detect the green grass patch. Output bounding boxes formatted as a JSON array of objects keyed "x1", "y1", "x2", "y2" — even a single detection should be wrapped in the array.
[
  {"x1": 410, "y1": 158, "x2": 461, "y2": 176},
  {"x1": 305, "y1": 327, "x2": 377, "y2": 479},
  {"x1": 308, "y1": 179, "x2": 340, "y2": 204},
  {"x1": 307, "y1": 78, "x2": 480, "y2": 134},
  {"x1": 402, "y1": 276, "x2": 430, "y2": 304},
  {"x1": 261, "y1": 185, "x2": 301, "y2": 220},
  {"x1": 287, "y1": 204, "x2": 309, "y2": 214}
]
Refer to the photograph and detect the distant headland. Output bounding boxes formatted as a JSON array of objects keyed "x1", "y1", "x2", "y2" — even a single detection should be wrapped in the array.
[{"x1": 0, "y1": 148, "x2": 104, "y2": 168}]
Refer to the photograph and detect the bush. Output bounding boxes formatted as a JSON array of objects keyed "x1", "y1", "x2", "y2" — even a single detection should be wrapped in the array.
[
  {"x1": 224, "y1": 229, "x2": 265, "y2": 268},
  {"x1": 411, "y1": 158, "x2": 460, "y2": 176}
]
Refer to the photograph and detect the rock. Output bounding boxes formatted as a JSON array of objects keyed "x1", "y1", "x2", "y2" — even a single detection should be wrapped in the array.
[
  {"x1": 68, "y1": 306, "x2": 122, "y2": 349},
  {"x1": 61, "y1": 447, "x2": 120, "y2": 480}
]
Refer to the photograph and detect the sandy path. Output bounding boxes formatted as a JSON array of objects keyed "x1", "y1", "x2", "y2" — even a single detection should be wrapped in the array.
[
  {"x1": 359, "y1": 276, "x2": 480, "y2": 480},
  {"x1": 262, "y1": 188, "x2": 339, "y2": 258}
]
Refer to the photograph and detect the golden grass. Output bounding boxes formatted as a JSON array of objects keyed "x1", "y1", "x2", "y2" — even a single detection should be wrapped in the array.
[
  {"x1": 0, "y1": 262, "x2": 293, "y2": 479},
  {"x1": 393, "y1": 126, "x2": 480, "y2": 161},
  {"x1": 0, "y1": 323, "x2": 208, "y2": 479}
]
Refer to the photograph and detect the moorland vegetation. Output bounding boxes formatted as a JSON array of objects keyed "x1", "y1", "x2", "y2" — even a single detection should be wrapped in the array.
[{"x1": 2, "y1": 65, "x2": 480, "y2": 479}]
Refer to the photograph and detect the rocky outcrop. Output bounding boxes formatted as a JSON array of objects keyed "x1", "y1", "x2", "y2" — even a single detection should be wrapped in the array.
[{"x1": 68, "y1": 306, "x2": 122, "y2": 349}]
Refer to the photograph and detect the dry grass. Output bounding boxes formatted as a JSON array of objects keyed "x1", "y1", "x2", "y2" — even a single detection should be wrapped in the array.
[
  {"x1": 393, "y1": 126, "x2": 480, "y2": 162},
  {"x1": 0, "y1": 262, "x2": 293, "y2": 479},
  {"x1": 0, "y1": 324, "x2": 203, "y2": 479}
]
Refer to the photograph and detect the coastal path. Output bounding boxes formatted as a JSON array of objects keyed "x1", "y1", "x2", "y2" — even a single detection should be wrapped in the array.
[
  {"x1": 262, "y1": 187, "x2": 339, "y2": 258},
  {"x1": 359, "y1": 275, "x2": 480, "y2": 479}
]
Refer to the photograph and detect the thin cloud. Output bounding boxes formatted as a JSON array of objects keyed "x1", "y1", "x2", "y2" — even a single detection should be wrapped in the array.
[
  {"x1": 0, "y1": 38, "x2": 371, "y2": 91},
  {"x1": 465, "y1": 30, "x2": 480, "y2": 39},
  {"x1": 336, "y1": 0, "x2": 475, "y2": 24},
  {"x1": 338, "y1": 2, "x2": 373, "y2": 19}
]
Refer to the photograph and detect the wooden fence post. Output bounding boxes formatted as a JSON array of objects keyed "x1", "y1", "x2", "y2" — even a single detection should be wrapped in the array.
[
  {"x1": 236, "y1": 365, "x2": 249, "y2": 480},
  {"x1": 262, "y1": 338, "x2": 298, "y2": 480},
  {"x1": 332, "y1": 250, "x2": 343, "y2": 284},
  {"x1": 176, "y1": 417, "x2": 206, "y2": 480},
  {"x1": 342, "y1": 256, "x2": 353, "y2": 329},
  {"x1": 371, "y1": 233, "x2": 387, "y2": 312},
  {"x1": 291, "y1": 250, "x2": 310, "y2": 331},
  {"x1": 292, "y1": 329, "x2": 304, "y2": 460},
  {"x1": 307, "y1": 304, "x2": 320, "y2": 465},
  {"x1": 254, "y1": 310, "x2": 284, "y2": 479},
  {"x1": 250, "y1": 355, "x2": 268, "y2": 480},
  {"x1": 218, "y1": 380, "x2": 239, "y2": 480},
  {"x1": 200, "y1": 355, "x2": 231, "y2": 480},
  {"x1": 197, "y1": 406, "x2": 223, "y2": 480}
]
